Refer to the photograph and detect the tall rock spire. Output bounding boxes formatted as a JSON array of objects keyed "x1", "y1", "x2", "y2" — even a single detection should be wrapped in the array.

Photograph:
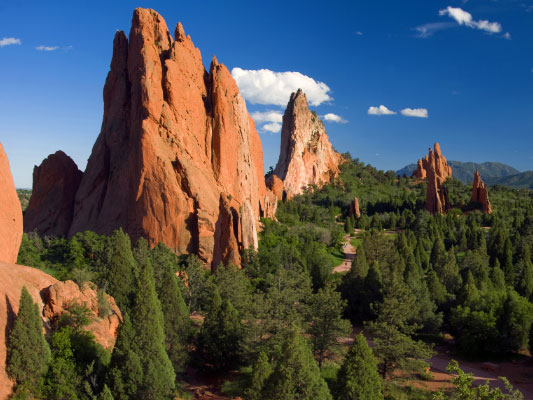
[
  {"x1": 471, "y1": 170, "x2": 492, "y2": 214},
  {"x1": 28, "y1": 8, "x2": 277, "y2": 269},
  {"x1": 272, "y1": 89, "x2": 342, "y2": 199}
]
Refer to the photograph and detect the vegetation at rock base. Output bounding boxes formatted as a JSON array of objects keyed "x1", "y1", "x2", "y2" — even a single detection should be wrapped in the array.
[{"x1": 11, "y1": 154, "x2": 533, "y2": 399}]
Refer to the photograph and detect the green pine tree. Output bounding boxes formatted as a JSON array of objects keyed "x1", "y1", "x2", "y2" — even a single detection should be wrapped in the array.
[
  {"x1": 261, "y1": 328, "x2": 332, "y2": 400},
  {"x1": 196, "y1": 289, "x2": 244, "y2": 371},
  {"x1": 336, "y1": 334, "x2": 383, "y2": 400},
  {"x1": 158, "y1": 261, "x2": 191, "y2": 375},
  {"x1": 99, "y1": 384, "x2": 114, "y2": 400},
  {"x1": 245, "y1": 351, "x2": 273, "y2": 400},
  {"x1": 7, "y1": 286, "x2": 51, "y2": 394},
  {"x1": 107, "y1": 313, "x2": 143, "y2": 400},
  {"x1": 131, "y1": 257, "x2": 176, "y2": 399}
]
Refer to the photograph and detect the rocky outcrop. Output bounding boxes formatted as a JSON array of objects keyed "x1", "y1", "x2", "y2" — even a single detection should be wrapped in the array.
[
  {"x1": 471, "y1": 170, "x2": 492, "y2": 214},
  {"x1": 23, "y1": 151, "x2": 83, "y2": 237},
  {"x1": 26, "y1": 8, "x2": 276, "y2": 268},
  {"x1": 413, "y1": 142, "x2": 452, "y2": 182},
  {"x1": 267, "y1": 174, "x2": 285, "y2": 201},
  {"x1": 414, "y1": 143, "x2": 452, "y2": 214},
  {"x1": 349, "y1": 197, "x2": 361, "y2": 218},
  {"x1": 42, "y1": 280, "x2": 122, "y2": 349},
  {"x1": 272, "y1": 89, "x2": 342, "y2": 199},
  {"x1": 0, "y1": 262, "x2": 123, "y2": 398},
  {"x1": 0, "y1": 143, "x2": 23, "y2": 264}
]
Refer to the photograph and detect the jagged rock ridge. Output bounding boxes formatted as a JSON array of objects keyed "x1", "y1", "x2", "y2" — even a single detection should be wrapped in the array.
[
  {"x1": 471, "y1": 170, "x2": 492, "y2": 214},
  {"x1": 27, "y1": 8, "x2": 277, "y2": 269},
  {"x1": 23, "y1": 151, "x2": 83, "y2": 237},
  {"x1": 272, "y1": 89, "x2": 342, "y2": 199}
]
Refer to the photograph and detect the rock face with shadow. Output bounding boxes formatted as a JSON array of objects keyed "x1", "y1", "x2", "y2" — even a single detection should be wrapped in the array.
[
  {"x1": 0, "y1": 142, "x2": 23, "y2": 264},
  {"x1": 471, "y1": 169, "x2": 492, "y2": 214},
  {"x1": 27, "y1": 8, "x2": 277, "y2": 269}
]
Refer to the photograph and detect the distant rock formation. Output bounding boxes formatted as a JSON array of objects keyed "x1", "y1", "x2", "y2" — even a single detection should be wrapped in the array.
[
  {"x1": 272, "y1": 89, "x2": 342, "y2": 199},
  {"x1": 0, "y1": 142, "x2": 23, "y2": 264},
  {"x1": 471, "y1": 170, "x2": 492, "y2": 214},
  {"x1": 266, "y1": 174, "x2": 285, "y2": 201},
  {"x1": 28, "y1": 8, "x2": 277, "y2": 269},
  {"x1": 413, "y1": 142, "x2": 452, "y2": 182},
  {"x1": 414, "y1": 143, "x2": 452, "y2": 214},
  {"x1": 349, "y1": 197, "x2": 361, "y2": 218},
  {"x1": 0, "y1": 262, "x2": 122, "y2": 398},
  {"x1": 42, "y1": 280, "x2": 122, "y2": 349},
  {"x1": 23, "y1": 151, "x2": 83, "y2": 237}
]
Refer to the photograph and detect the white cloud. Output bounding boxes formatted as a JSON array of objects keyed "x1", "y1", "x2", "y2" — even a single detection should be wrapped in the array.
[
  {"x1": 415, "y1": 22, "x2": 455, "y2": 38},
  {"x1": 36, "y1": 45, "x2": 59, "y2": 51},
  {"x1": 251, "y1": 110, "x2": 283, "y2": 124},
  {"x1": 231, "y1": 67, "x2": 332, "y2": 106},
  {"x1": 400, "y1": 108, "x2": 428, "y2": 118},
  {"x1": 323, "y1": 113, "x2": 348, "y2": 123},
  {"x1": 354, "y1": 31, "x2": 363, "y2": 36},
  {"x1": 503, "y1": 32, "x2": 511, "y2": 40},
  {"x1": 263, "y1": 122, "x2": 282, "y2": 133},
  {"x1": 368, "y1": 105, "x2": 396, "y2": 115},
  {"x1": 0, "y1": 37, "x2": 21, "y2": 47},
  {"x1": 439, "y1": 6, "x2": 502, "y2": 34}
]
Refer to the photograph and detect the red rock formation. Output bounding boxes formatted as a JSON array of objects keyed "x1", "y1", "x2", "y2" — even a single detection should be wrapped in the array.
[
  {"x1": 349, "y1": 197, "x2": 361, "y2": 218},
  {"x1": 23, "y1": 151, "x2": 83, "y2": 237},
  {"x1": 42, "y1": 280, "x2": 122, "y2": 349},
  {"x1": 0, "y1": 262, "x2": 57, "y2": 398},
  {"x1": 50, "y1": 8, "x2": 277, "y2": 268},
  {"x1": 272, "y1": 89, "x2": 342, "y2": 199},
  {"x1": 267, "y1": 174, "x2": 285, "y2": 201},
  {"x1": 471, "y1": 170, "x2": 492, "y2": 214},
  {"x1": 0, "y1": 142, "x2": 23, "y2": 264},
  {"x1": 413, "y1": 142, "x2": 452, "y2": 182}
]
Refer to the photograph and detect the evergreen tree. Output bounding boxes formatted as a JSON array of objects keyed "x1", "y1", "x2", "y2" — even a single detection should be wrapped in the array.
[
  {"x1": 336, "y1": 334, "x2": 383, "y2": 400},
  {"x1": 196, "y1": 289, "x2": 244, "y2": 371},
  {"x1": 7, "y1": 286, "x2": 51, "y2": 394},
  {"x1": 102, "y1": 229, "x2": 137, "y2": 312},
  {"x1": 99, "y1": 385, "x2": 114, "y2": 400},
  {"x1": 308, "y1": 285, "x2": 351, "y2": 366},
  {"x1": 107, "y1": 314, "x2": 143, "y2": 400},
  {"x1": 245, "y1": 351, "x2": 273, "y2": 400},
  {"x1": 350, "y1": 246, "x2": 369, "y2": 279},
  {"x1": 261, "y1": 329, "x2": 332, "y2": 400},
  {"x1": 131, "y1": 257, "x2": 175, "y2": 399},
  {"x1": 158, "y1": 261, "x2": 191, "y2": 375}
]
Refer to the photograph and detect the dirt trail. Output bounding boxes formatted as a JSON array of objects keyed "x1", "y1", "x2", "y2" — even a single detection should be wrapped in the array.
[{"x1": 333, "y1": 233, "x2": 356, "y2": 273}]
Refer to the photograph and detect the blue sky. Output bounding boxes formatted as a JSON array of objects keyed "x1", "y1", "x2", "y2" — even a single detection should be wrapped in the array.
[{"x1": 1, "y1": 0, "x2": 532, "y2": 188}]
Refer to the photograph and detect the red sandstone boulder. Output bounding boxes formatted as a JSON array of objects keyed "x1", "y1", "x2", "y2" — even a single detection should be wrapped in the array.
[
  {"x1": 0, "y1": 142, "x2": 23, "y2": 264},
  {"x1": 42, "y1": 280, "x2": 122, "y2": 349},
  {"x1": 273, "y1": 89, "x2": 343, "y2": 199},
  {"x1": 349, "y1": 197, "x2": 361, "y2": 218},
  {"x1": 23, "y1": 151, "x2": 83, "y2": 237},
  {"x1": 471, "y1": 170, "x2": 492, "y2": 214}
]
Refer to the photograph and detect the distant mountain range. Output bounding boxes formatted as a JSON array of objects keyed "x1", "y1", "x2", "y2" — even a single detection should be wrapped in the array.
[{"x1": 396, "y1": 161, "x2": 533, "y2": 189}]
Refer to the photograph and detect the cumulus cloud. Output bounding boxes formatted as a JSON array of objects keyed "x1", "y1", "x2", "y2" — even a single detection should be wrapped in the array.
[
  {"x1": 439, "y1": 6, "x2": 502, "y2": 34},
  {"x1": 323, "y1": 113, "x2": 347, "y2": 123},
  {"x1": 0, "y1": 37, "x2": 21, "y2": 47},
  {"x1": 368, "y1": 105, "x2": 396, "y2": 115},
  {"x1": 263, "y1": 122, "x2": 282, "y2": 133},
  {"x1": 400, "y1": 108, "x2": 428, "y2": 118},
  {"x1": 251, "y1": 110, "x2": 283, "y2": 124},
  {"x1": 503, "y1": 32, "x2": 511, "y2": 40},
  {"x1": 231, "y1": 68, "x2": 332, "y2": 106},
  {"x1": 36, "y1": 45, "x2": 60, "y2": 51}
]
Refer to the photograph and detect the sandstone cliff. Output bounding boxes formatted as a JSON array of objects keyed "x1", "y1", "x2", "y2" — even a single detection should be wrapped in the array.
[
  {"x1": 471, "y1": 170, "x2": 492, "y2": 214},
  {"x1": 349, "y1": 197, "x2": 361, "y2": 219},
  {"x1": 0, "y1": 142, "x2": 23, "y2": 264},
  {"x1": 414, "y1": 143, "x2": 452, "y2": 215},
  {"x1": 23, "y1": 151, "x2": 83, "y2": 237},
  {"x1": 29, "y1": 8, "x2": 276, "y2": 269},
  {"x1": 272, "y1": 89, "x2": 342, "y2": 199}
]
